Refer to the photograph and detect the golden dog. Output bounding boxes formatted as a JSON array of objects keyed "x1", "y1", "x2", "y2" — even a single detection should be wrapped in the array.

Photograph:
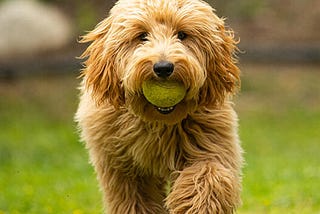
[{"x1": 76, "y1": 0, "x2": 243, "y2": 213}]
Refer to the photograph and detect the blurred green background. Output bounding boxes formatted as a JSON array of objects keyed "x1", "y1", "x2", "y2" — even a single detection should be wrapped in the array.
[{"x1": 0, "y1": 0, "x2": 319, "y2": 213}]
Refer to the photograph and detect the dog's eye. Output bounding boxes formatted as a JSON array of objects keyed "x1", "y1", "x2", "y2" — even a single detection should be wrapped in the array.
[
  {"x1": 138, "y1": 32, "x2": 149, "y2": 42},
  {"x1": 177, "y1": 31, "x2": 187, "y2": 40}
]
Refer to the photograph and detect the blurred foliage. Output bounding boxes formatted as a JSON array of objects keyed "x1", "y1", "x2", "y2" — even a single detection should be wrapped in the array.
[
  {"x1": 38, "y1": 0, "x2": 114, "y2": 33},
  {"x1": 32, "y1": 0, "x2": 268, "y2": 31},
  {"x1": 75, "y1": 2, "x2": 99, "y2": 33},
  {"x1": 33, "y1": 0, "x2": 319, "y2": 43},
  {"x1": 208, "y1": 0, "x2": 267, "y2": 20}
]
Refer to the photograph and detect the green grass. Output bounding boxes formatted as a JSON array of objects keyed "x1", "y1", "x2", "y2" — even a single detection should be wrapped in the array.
[
  {"x1": 0, "y1": 76, "x2": 101, "y2": 213},
  {"x1": 0, "y1": 64, "x2": 320, "y2": 213},
  {"x1": 237, "y1": 64, "x2": 320, "y2": 213}
]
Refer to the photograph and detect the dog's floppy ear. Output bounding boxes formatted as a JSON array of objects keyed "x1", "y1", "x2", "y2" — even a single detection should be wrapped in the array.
[
  {"x1": 200, "y1": 24, "x2": 240, "y2": 106},
  {"x1": 79, "y1": 16, "x2": 125, "y2": 108}
]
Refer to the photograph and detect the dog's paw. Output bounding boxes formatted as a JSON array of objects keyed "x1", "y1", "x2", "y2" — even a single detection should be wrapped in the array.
[{"x1": 166, "y1": 161, "x2": 241, "y2": 214}]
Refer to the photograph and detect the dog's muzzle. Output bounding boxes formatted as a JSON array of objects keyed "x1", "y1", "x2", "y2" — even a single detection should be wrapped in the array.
[
  {"x1": 153, "y1": 61, "x2": 175, "y2": 114},
  {"x1": 153, "y1": 61, "x2": 174, "y2": 78}
]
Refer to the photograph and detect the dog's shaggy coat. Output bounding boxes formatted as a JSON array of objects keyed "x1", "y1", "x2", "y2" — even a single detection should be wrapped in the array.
[{"x1": 76, "y1": 0, "x2": 243, "y2": 213}]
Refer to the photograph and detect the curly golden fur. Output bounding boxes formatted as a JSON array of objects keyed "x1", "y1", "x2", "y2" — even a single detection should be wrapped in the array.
[{"x1": 75, "y1": 0, "x2": 243, "y2": 213}]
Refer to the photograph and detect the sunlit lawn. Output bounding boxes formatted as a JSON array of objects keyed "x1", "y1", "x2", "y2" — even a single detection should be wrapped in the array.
[
  {"x1": 0, "y1": 75, "x2": 101, "y2": 213},
  {"x1": 0, "y1": 63, "x2": 319, "y2": 213},
  {"x1": 237, "y1": 64, "x2": 320, "y2": 213}
]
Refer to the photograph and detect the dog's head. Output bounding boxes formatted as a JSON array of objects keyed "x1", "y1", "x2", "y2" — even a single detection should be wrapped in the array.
[{"x1": 80, "y1": 0, "x2": 240, "y2": 124}]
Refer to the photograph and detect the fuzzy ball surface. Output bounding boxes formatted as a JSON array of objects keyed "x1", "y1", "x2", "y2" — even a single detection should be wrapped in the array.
[{"x1": 142, "y1": 79, "x2": 186, "y2": 108}]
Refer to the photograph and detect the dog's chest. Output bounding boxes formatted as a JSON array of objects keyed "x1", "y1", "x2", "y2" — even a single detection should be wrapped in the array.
[{"x1": 120, "y1": 125, "x2": 182, "y2": 177}]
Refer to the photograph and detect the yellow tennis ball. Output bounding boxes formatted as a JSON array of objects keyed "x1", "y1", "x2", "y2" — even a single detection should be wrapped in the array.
[{"x1": 142, "y1": 79, "x2": 186, "y2": 108}]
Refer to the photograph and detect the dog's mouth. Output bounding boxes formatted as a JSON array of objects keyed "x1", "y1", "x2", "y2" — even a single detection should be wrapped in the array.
[{"x1": 154, "y1": 105, "x2": 175, "y2": 114}]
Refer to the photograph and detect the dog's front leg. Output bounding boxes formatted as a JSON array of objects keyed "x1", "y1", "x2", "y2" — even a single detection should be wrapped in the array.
[
  {"x1": 101, "y1": 169, "x2": 168, "y2": 214},
  {"x1": 166, "y1": 161, "x2": 241, "y2": 214}
]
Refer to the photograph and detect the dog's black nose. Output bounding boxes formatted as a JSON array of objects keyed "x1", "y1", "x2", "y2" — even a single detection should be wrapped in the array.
[{"x1": 153, "y1": 61, "x2": 174, "y2": 78}]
